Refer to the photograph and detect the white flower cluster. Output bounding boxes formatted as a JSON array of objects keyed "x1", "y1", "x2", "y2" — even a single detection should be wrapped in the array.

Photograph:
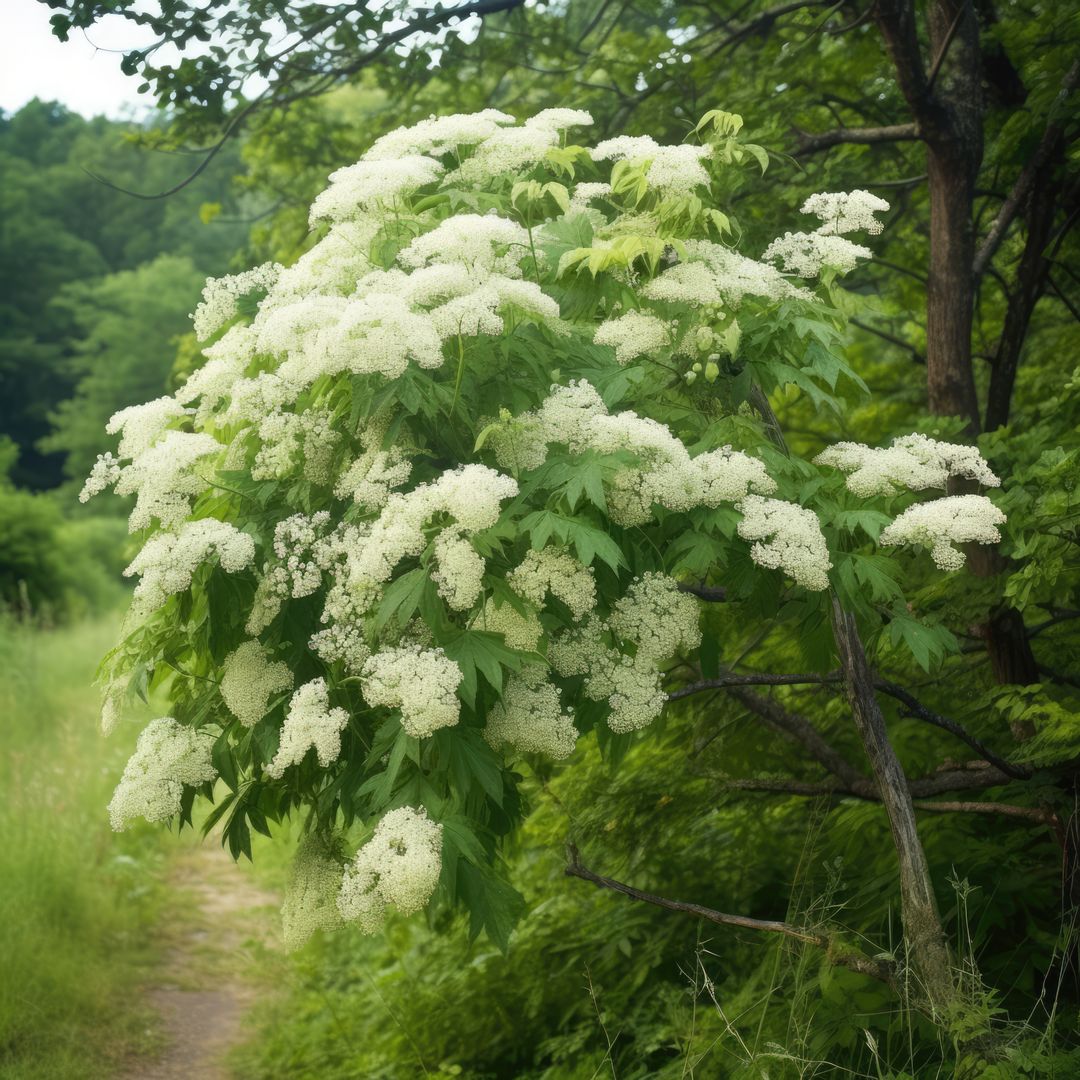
[
  {"x1": 592, "y1": 136, "x2": 712, "y2": 195},
  {"x1": 220, "y1": 641, "x2": 294, "y2": 727},
  {"x1": 107, "y1": 397, "x2": 192, "y2": 459},
  {"x1": 480, "y1": 597, "x2": 544, "y2": 651},
  {"x1": 485, "y1": 665, "x2": 578, "y2": 759},
  {"x1": 280, "y1": 833, "x2": 344, "y2": 951},
  {"x1": 312, "y1": 465, "x2": 517, "y2": 660},
  {"x1": 502, "y1": 379, "x2": 778, "y2": 526},
  {"x1": 252, "y1": 407, "x2": 341, "y2": 485},
  {"x1": 642, "y1": 240, "x2": 812, "y2": 306},
  {"x1": 361, "y1": 645, "x2": 462, "y2": 738},
  {"x1": 763, "y1": 233, "x2": 873, "y2": 277},
  {"x1": 193, "y1": 262, "x2": 281, "y2": 341},
  {"x1": 124, "y1": 519, "x2": 255, "y2": 615},
  {"x1": 245, "y1": 511, "x2": 332, "y2": 635},
  {"x1": 309, "y1": 155, "x2": 445, "y2": 224},
  {"x1": 79, "y1": 452, "x2": 122, "y2": 503},
  {"x1": 265, "y1": 678, "x2": 349, "y2": 778},
  {"x1": 112, "y1": 431, "x2": 222, "y2": 532},
  {"x1": 594, "y1": 310, "x2": 671, "y2": 364},
  {"x1": 507, "y1": 547, "x2": 596, "y2": 620},
  {"x1": 337, "y1": 806, "x2": 443, "y2": 934},
  {"x1": 736, "y1": 496, "x2": 832, "y2": 591},
  {"x1": 814, "y1": 433, "x2": 1000, "y2": 497},
  {"x1": 549, "y1": 573, "x2": 701, "y2": 733},
  {"x1": 879, "y1": 494, "x2": 1006, "y2": 571},
  {"x1": 801, "y1": 190, "x2": 890, "y2": 236},
  {"x1": 334, "y1": 423, "x2": 412, "y2": 510},
  {"x1": 763, "y1": 189, "x2": 888, "y2": 278},
  {"x1": 108, "y1": 717, "x2": 217, "y2": 831}
]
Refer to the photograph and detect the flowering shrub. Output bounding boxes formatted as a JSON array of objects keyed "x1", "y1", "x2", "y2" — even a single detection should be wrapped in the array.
[{"x1": 86, "y1": 108, "x2": 1006, "y2": 948}]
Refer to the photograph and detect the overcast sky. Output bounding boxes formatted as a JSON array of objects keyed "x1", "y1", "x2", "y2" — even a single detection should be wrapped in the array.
[{"x1": 1, "y1": 0, "x2": 153, "y2": 119}]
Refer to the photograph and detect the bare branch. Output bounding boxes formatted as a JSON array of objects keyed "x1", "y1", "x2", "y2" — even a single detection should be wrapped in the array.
[
  {"x1": 670, "y1": 670, "x2": 1029, "y2": 780},
  {"x1": 715, "y1": 776, "x2": 1054, "y2": 826},
  {"x1": 925, "y1": 4, "x2": 967, "y2": 92},
  {"x1": 851, "y1": 317, "x2": 925, "y2": 363},
  {"x1": 792, "y1": 122, "x2": 920, "y2": 156},
  {"x1": 564, "y1": 846, "x2": 894, "y2": 984},
  {"x1": 723, "y1": 686, "x2": 866, "y2": 788},
  {"x1": 973, "y1": 58, "x2": 1080, "y2": 279},
  {"x1": 677, "y1": 583, "x2": 728, "y2": 602},
  {"x1": 84, "y1": 0, "x2": 526, "y2": 199}
]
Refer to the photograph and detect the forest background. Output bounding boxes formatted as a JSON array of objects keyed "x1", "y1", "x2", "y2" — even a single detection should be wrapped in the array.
[{"x1": 2, "y1": 1, "x2": 1079, "y2": 1077}]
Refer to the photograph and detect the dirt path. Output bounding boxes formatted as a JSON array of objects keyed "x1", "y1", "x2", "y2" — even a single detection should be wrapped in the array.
[{"x1": 123, "y1": 843, "x2": 280, "y2": 1080}]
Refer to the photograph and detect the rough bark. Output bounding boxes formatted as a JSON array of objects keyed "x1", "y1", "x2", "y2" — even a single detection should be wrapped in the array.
[{"x1": 831, "y1": 599, "x2": 958, "y2": 1014}]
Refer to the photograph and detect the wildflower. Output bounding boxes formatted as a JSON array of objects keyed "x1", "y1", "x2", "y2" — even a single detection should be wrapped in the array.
[
  {"x1": 880, "y1": 495, "x2": 1006, "y2": 570},
  {"x1": 337, "y1": 807, "x2": 443, "y2": 933},
  {"x1": 108, "y1": 717, "x2": 217, "y2": 830},
  {"x1": 265, "y1": 678, "x2": 350, "y2": 778}
]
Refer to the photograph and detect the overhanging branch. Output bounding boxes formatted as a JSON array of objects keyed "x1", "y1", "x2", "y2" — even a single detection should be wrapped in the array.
[
  {"x1": 564, "y1": 846, "x2": 894, "y2": 984},
  {"x1": 792, "y1": 122, "x2": 920, "y2": 156}
]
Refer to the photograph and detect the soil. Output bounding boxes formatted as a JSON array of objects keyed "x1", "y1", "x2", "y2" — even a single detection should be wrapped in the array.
[{"x1": 122, "y1": 843, "x2": 279, "y2": 1080}]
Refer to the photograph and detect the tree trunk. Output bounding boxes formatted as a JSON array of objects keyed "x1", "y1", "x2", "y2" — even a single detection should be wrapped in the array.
[
  {"x1": 925, "y1": 141, "x2": 981, "y2": 429},
  {"x1": 923, "y1": 0, "x2": 984, "y2": 431},
  {"x1": 831, "y1": 599, "x2": 958, "y2": 1015}
]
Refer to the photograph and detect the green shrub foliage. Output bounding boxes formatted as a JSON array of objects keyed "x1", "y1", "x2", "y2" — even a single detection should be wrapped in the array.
[{"x1": 87, "y1": 108, "x2": 1008, "y2": 950}]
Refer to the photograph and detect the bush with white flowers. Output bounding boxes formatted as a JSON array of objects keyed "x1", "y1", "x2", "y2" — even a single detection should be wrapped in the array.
[{"x1": 87, "y1": 107, "x2": 1006, "y2": 948}]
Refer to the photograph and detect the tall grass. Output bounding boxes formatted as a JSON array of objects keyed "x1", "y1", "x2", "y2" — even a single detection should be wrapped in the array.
[{"x1": 0, "y1": 613, "x2": 166, "y2": 1079}]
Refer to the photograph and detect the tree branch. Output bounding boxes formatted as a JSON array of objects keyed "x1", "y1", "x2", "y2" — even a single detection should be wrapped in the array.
[
  {"x1": 677, "y1": 582, "x2": 728, "y2": 602},
  {"x1": 973, "y1": 58, "x2": 1080, "y2": 279},
  {"x1": 792, "y1": 121, "x2": 920, "y2": 155},
  {"x1": 670, "y1": 670, "x2": 1029, "y2": 780},
  {"x1": 564, "y1": 846, "x2": 895, "y2": 984},
  {"x1": 716, "y1": 774, "x2": 1051, "y2": 824}
]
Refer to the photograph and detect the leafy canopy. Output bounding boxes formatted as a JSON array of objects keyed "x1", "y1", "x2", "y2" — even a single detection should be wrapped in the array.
[{"x1": 88, "y1": 106, "x2": 1006, "y2": 949}]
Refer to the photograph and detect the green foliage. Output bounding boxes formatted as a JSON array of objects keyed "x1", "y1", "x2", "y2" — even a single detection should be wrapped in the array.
[{"x1": 0, "y1": 615, "x2": 166, "y2": 1078}]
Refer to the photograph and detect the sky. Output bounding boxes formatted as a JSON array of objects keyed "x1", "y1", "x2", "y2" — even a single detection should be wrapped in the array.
[{"x1": 1, "y1": 0, "x2": 152, "y2": 119}]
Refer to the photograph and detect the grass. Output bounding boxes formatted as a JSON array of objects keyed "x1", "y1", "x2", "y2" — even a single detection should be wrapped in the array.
[{"x1": 0, "y1": 612, "x2": 169, "y2": 1079}]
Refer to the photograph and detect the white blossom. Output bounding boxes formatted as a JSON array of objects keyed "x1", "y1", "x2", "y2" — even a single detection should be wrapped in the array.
[
  {"x1": 361, "y1": 645, "x2": 462, "y2": 738},
  {"x1": 879, "y1": 494, "x2": 1006, "y2": 571},
  {"x1": 309, "y1": 155, "x2": 444, "y2": 224},
  {"x1": 114, "y1": 430, "x2": 221, "y2": 531},
  {"x1": 124, "y1": 519, "x2": 255, "y2": 615},
  {"x1": 108, "y1": 717, "x2": 217, "y2": 830},
  {"x1": 431, "y1": 531, "x2": 486, "y2": 611},
  {"x1": 508, "y1": 547, "x2": 597, "y2": 620},
  {"x1": 79, "y1": 452, "x2": 122, "y2": 503},
  {"x1": 486, "y1": 666, "x2": 577, "y2": 759},
  {"x1": 363, "y1": 110, "x2": 515, "y2": 162},
  {"x1": 736, "y1": 495, "x2": 832, "y2": 590},
  {"x1": 594, "y1": 310, "x2": 671, "y2": 364},
  {"x1": 801, "y1": 190, "x2": 890, "y2": 236},
  {"x1": 337, "y1": 807, "x2": 443, "y2": 933},
  {"x1": 220, "y1": 641, "x2": 294, "y2": 728},
  {"x1": 480, "y1": 596, "x2": 544, "y2": 652},
  {"x1": 815, "y1": 433, "x2": 1000, "y2": 497},
  {"x1": 281, "y1": 833, "x2": 344, "y2": 951},
  {"x1": 592, "y1": 136, "x2": 712, "y2": 195},
  {"x1": 266, "y1": 678, "x2": 349, "y2": 778},
  {"x1": 762, "y1": 232, "x2": 873, "y2": 277},
  {"x1": 193, "y1": 262, "x2": 281, "y2": 341},
  {"x1": 107, "y1": 396, "x2": 191, "y2": 460}
]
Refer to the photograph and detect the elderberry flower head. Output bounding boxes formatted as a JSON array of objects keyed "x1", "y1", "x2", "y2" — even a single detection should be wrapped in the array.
[
  {"x1": 108, "y1": 717, "x2": 217, "y2": 831},
  {"x1": 879, "y1": 494, "x2": 1006, "y2": 571},
  {"x1": 337, "y1": 807, "x2": 443, "y2": 933},
  {"x1": 220, "y1": 641, "x2": 294, "y2": 728},
  {"x1": 265, "y1": 678, "x2": 349, "y2": 778},
  {"x1": 361, "y1": 645, "x2": 462, "y2": 738}
]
